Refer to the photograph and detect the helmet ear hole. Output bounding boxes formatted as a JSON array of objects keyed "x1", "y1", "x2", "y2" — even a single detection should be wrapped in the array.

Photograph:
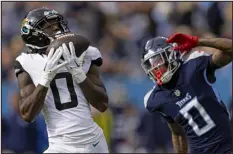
[{"x1": 22, "y1": 26, "x2": 30, "y2": 34}]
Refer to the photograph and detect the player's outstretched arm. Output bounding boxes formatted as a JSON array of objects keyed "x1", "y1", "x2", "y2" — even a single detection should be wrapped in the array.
[
  {"x1": 198, "y1": 38, "x2": 232, "y2": 69},
  {"x1": 79, "y1": 65, "x2": 108, "y2": 112},
  {"x1": 166, "y1": 33, "x2": 232, "y2": 69},
  {"x1": 15, "y1": 48, "x2": 67, "y2": 122},
  {"x1": 17, "y1": 72, "x2": 48, "y2": 123},
  {"x1": 167, "y1": 122, "x2": 188, "y2": 153}
]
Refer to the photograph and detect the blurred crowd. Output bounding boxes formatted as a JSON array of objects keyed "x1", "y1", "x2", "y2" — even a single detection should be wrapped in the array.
[{"x1": 2, "y1": 2, "x2": 232, "y2": 153}]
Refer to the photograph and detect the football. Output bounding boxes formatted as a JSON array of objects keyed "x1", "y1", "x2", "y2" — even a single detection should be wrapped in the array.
[{"x1": 46, "y1": 33, "x2": 90, "y2": 57}]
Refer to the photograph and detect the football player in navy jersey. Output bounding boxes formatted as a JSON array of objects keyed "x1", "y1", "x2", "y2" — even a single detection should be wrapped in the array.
[{"x1": 141, "y1": 33, "x2": 232, "y2": 153}]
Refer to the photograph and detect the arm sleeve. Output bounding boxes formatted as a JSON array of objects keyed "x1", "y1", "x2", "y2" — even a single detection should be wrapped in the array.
[
  {"x1": 144, "y1": 87, "x2": 163, "y2": 113},
  {"x1": 196, "y1": 54, "x2": 219, "y2": 71},
  {"x1": 184, "y1": 50, "x2": 219, "y2": 70},
  {"x1": 185, "y1": 50, "x2": 218, "y2": 83},
  {"x1": 196, "y1": 55, "x2": 218, "y2": 84},
  {"x1": 14, "y1": 60, "x2": 25, "y2": 77},
  {"x1": 89, "y1": 47, "x2": 103, "y2": 67},
  {"x1": 157, "y1": 109, "x2": 175, "y2": 123},
  {"x1": 144, "y1": 88, "x2": 154, "y2": 109}
]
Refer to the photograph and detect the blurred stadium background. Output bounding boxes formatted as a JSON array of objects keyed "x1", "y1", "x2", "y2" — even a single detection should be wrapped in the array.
[{"x1": 1, "y1": 1, "x2": 232, "y2": 153}]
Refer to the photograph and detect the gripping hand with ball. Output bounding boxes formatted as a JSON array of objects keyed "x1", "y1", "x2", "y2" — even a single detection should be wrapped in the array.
[
  {"x1": 61, "y1": 42, "x2": 87, "y2": 84},
  {"x1": 40, "y1": 48, "x2": 68, "y2": 87}
]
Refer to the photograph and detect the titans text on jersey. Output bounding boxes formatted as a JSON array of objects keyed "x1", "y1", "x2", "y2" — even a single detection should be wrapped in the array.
[{"x1": 144, "y1": 51, "x2": 233, "y2": 153}]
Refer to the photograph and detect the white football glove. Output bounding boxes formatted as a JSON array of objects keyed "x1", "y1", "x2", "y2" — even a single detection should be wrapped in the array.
[
  {"x1": 39, "y1": 48, "x2": 68, "y2": 87},
  {"x1": 60, "y1": 42, "x2": 87, "y2": 83}
]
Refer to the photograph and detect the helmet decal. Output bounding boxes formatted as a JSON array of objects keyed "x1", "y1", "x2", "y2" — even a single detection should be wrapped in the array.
[{"x1": 21, "y1": 18, "x2": 28, "y2": 28}]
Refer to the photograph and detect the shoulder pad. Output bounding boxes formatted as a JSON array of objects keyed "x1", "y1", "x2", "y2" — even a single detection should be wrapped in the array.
[
  {"x1": 144, "y1": 87, "x2": 155, "y2": 109},
  {"x1": 183, "y1": 50, "x2": 210, "y2": 64},
  {"x1": 15, "y1": 53, "x2": 27, "y2": 65},
  {"x1": 14, "y1": 53, "x2": 28, "y2": 77},
  {"x1": 85, "y1": 46, "x2": 102, "y2": 66}
]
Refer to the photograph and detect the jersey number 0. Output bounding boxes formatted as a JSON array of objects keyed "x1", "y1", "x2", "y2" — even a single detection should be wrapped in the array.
[
  {"x1": 179, "y1": 97, "x2": 216, "y2": 136},
  {"x1": 50, "y1": 72, "x2": 78, "y2": 110}
]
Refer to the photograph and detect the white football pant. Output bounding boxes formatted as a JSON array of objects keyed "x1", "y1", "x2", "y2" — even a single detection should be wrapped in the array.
[{"x1": 44, "y1": 133, "x2": 109, "y2": 153}]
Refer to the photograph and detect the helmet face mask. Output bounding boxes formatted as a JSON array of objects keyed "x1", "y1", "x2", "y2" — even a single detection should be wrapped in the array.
[
  {"x1": 34, "y1": 12, "x2": 69, "y2": 37},
  {"x1": 141, "y1": 37, "x2": 181, "y2": 85},
  {"x1": 38, "y1": 19, "x2": 64, "y2": 37},
  {"x1": 21, "y1": 7, "x2": 70, "y2": 53}
]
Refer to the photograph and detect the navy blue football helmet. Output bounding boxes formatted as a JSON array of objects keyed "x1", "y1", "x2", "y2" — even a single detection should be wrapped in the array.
[{"x1": 141, "y1": 36, "x2": 182, "y2": 85}]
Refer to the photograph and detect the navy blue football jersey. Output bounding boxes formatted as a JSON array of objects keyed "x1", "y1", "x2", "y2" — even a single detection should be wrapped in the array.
[{"x1": 144, "y1": 51, "x2": 233, "y2": 153}]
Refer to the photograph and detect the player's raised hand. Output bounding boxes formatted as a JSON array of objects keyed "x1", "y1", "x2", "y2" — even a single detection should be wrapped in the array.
[
  {"x1": 61, "y1": 42, "x2": 87, "y2": 83},
  {"x1": 166, "y1": 33, "x2": 199, "y2": 53},
  {"x1": 40, "y1": 47, "x2": 68, "y2": 87}
]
